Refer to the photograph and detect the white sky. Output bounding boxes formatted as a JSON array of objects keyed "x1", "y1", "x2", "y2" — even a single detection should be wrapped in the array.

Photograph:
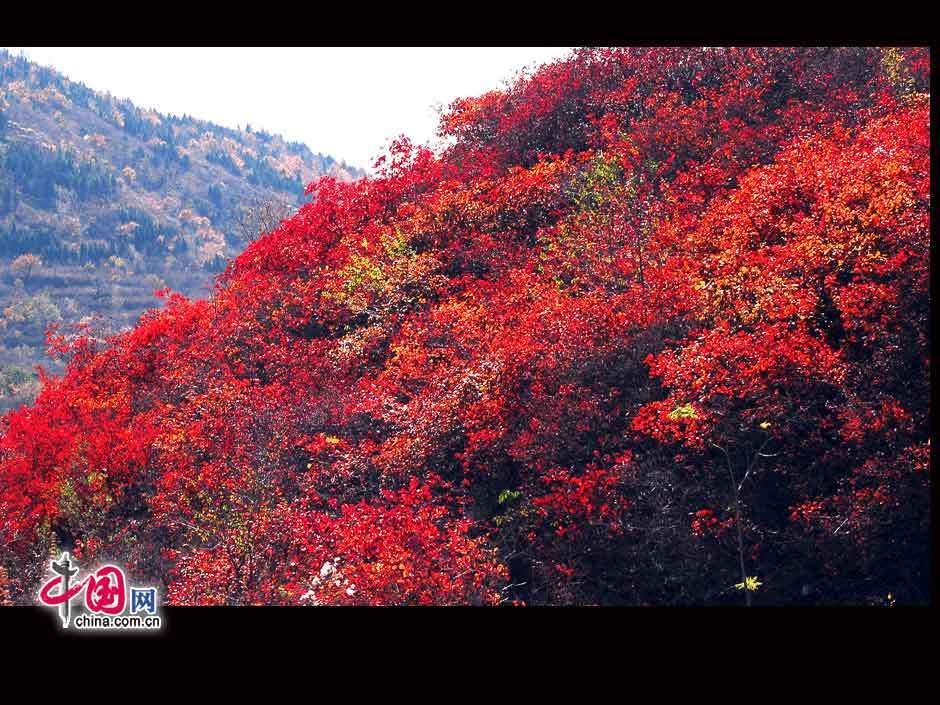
[{"x1": 4, "y1": 47, "x2": 574, "y2": 172}]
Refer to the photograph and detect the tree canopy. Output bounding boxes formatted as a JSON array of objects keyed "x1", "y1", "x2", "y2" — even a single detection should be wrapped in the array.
[{"x1": 0, "y1": 47, "x2": 930, "y2": 606}]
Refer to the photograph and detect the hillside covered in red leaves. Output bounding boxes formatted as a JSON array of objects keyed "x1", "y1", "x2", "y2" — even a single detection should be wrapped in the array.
[{"x1": 0, "y1": 47, "x2": 930, "y2": 606}]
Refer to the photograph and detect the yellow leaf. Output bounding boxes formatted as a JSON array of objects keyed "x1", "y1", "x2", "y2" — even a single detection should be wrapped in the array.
[{"x1": 734, "y1": 576, "x2": 763, "y2": 592}]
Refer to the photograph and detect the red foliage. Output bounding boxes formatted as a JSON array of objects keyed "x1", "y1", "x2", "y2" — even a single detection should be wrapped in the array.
[{"x1": 0, "y1": 47, "x2": 930, "y2": 605}]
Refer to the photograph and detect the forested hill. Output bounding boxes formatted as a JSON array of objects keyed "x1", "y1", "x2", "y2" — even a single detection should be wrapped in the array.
[
  {"x1": 0, "y1": 47, "x2": 928, "y2": 606},
  {"x1": 0, "y1": 50, "x2": 363, "y2": 408}
]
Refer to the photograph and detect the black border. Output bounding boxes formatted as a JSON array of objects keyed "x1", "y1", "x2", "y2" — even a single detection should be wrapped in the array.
[{"x1": 0, "y1": 40, "x2": 935, "y2": 658}]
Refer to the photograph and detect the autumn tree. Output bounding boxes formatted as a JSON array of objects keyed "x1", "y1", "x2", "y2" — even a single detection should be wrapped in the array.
[
  {"x1": 10, "y1": 253, "x2": 41, "y2": 287},
  {"x1": 0, "y1": 47, "x2": 929, "y2": 607}
]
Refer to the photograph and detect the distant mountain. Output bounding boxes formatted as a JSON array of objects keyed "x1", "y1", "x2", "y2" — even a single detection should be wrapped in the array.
[{"x1": 0, "y1": 49, "x2": 364, "y2": 409}]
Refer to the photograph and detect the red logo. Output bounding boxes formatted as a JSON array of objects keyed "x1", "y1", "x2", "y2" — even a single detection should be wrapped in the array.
[
  {"x1": 38, "y1": 552, "x2": 130, "y2": 627},
  {"x1": 84, "y1": 565, "x2": 127, "y2": 615}
]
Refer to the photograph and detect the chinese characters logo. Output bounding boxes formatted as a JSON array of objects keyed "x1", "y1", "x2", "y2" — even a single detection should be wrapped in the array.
[{"x1": 38, "y1": 552, "x2": 161, "y2": 631}]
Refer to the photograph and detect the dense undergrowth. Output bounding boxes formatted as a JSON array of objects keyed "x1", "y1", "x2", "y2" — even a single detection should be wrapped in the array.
[{"x1": 0, "y1": 47, "x2": 930, "y2": 605}]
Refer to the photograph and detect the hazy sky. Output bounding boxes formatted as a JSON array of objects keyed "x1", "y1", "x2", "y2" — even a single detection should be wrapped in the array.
[{"x1": 4, "y1": 47, "x2": 573, "y2": 171}]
